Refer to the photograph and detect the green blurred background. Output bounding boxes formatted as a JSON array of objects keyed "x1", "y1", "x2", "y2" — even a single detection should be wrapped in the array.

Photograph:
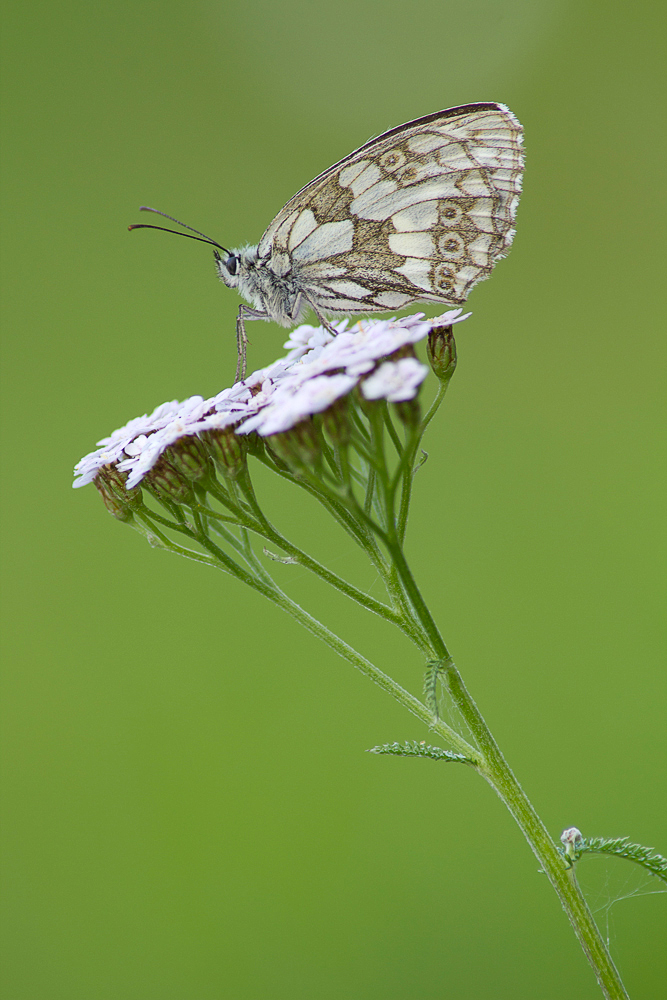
[{"x1": 1, "y1": 0, "x2": 665, "y2": 996}]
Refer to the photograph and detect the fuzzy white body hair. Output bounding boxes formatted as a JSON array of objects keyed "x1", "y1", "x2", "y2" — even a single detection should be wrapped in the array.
[{"x1": 216, "y1": 244, "x2": 310, "y2": 327}]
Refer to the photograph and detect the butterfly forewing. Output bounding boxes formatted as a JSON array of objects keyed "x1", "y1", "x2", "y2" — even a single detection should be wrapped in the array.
[{"x1": 257, "y1": 103, "x2": 523, "y2": 312}]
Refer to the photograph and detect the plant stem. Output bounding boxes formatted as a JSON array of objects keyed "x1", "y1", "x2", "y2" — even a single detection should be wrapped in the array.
[
  {"x1": 233, "y1": 469, "x2": 422, "y2": 642},
  {"x1": 478, "y1": 745, "x2": 629, "y2": 1000},
  {"x1": 386, "y1": 539, "x2": 629, "y2": 999},
  {"x1": 241, "y1": 572, "x2": 479, "y2": 762}
]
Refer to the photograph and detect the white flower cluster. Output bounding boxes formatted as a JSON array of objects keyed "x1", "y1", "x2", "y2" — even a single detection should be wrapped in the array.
[{"x1": 73, "y1": 310, "x2": 469, "y2": 490}]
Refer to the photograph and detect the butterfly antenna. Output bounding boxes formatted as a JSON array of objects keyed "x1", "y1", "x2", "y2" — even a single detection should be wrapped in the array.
[{"x1": 128, "y1": 206, "x2": 230, "y2": 254}]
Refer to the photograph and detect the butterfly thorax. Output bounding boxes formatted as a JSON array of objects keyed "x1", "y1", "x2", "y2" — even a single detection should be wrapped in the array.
[{"x1": 215, "y1": 244, "x2": 307, "y2": 328}]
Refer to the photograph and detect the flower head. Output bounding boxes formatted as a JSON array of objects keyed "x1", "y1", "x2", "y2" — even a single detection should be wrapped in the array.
[{"x1": 73, "y1": 311, "x2": 470, "y2": 490}]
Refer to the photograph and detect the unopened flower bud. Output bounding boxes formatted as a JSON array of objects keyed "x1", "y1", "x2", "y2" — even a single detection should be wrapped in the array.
[
  {"x1": 427, "y1": 324, "x2": 457, "y2": 383},
  {"x1": 269, "y1": 419, "x2": 323, "y2": 473},
  {"x1": 144, "y1": 455, "x2": 194, "y2": 504},
  {"x1": 94, "y1": 466, "x2": 140, "y2": 521},
  {"x1": 165, "y1": 434, "x2": 212, "y2": 482},
  {"x1": 322, "y1": 397, "x2": 351, "y2": 448},
  {"x1": 560, "y1": 827, "x2": 583, "y2": 860},
  {"x1": 201, "y1": 427, "x2": 247, "y2": 478}
]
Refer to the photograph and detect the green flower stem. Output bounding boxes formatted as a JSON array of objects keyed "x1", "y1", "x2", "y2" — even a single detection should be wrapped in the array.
[
  {"x1": 382, "y1": 404, "x2": 404, "y2": 456},
  {"x1": 241, "y1": 530, "x2": 278, "y2": 589},
  {"x1": 244, "y1": 574, "x2": 479, "y2": 762},
  {"x1": 389, "y1": 422, "x2": 420, "y2": 495},
  {"x1": 155, "y1": 460, "x2": 421, "y2": 646},
  {"x1": 133, "y1": 513, "x2": 217, "y2": 569},
  {"x1": 194, "y1": 495, "x2": 284, "y2": 583},
  {"x1": 364, "y1": 410, "x2": 422, "y2": 619},
  {"x1": 442, "y1": 664, "x2": 627, "y2": 998},
  {"x1": 225, "y1": 482, "x2": 281, "y2": 588},
  {"x1": 363, "y1": 464, "x2": 376, "y2": 516},
  {"x1": 483, "y1": 764, "x2": 628, "y2": 1000},
  {"x1": 394, "y1": 379, "x2": 451, "y2": 545},
  {"x1": 268, "y1": 442, "x2": 422, "y2": 638},
  {"x1": 142, "y1": 503, "x2": 474, "y2": 754},
  {"x1": 135, "y1": 499, "x2": 268, "y2": 590},
  {"x1": 332, "y1": 417, "x2": 423, "y2": 627},
  {"x1": 320, "y1": 435, "x2": 345, "y2": 483},
  {"x1": 132, "y1": 504, "x2": 186, "y2": 533},
  {"x1": 368, "y1": 405, "x2": 393, "y2": 532},
  {"x1": 386, "y1": 540, "x2": 628, "y2": 999},
  {"x1": 335, "y1": 442, "x2": 367, "y2": 493},
  {"x1": 230, "y1": 472, "x2": 428, "y2": 646},
  {"x1": 207, "y1": 517, "x2": 264, "y2": 572},
  {"x1": 290, "y1": 461, "x2": 426, "y2": 641},
  {"x1": 258, "y1": 448, "x2": 389, "y2": 573},
  {"x1": 420, "y1": 377, "x2": 450, "y2": 434},
  {"x1": 394, "y1": 424, "x2": 423, "y2": 545},
  {"x1": 258, "y1": 445, "x2": 421, "y2": 629}
]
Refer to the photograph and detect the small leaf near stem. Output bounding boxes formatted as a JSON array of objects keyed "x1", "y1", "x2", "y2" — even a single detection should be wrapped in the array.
[
  {"x1": 368, "y1": 741, "x2": 473, "y2": 764},
  {"x1": 561, "y1": 832, "x2": 667, "y2": 883},
  {"x1": 423, "y1": 657, "x2": 452, "y2": 719}
]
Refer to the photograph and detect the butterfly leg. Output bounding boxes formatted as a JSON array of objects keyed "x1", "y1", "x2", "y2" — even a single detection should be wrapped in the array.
[
  {"x1": 235, "y1": 304, "x2": 271, "y2": 382},
  {"x1": 301, "y1": 293, "x2": 340, "y2": 338},
  {"x1": 235, "y1": 308, "x2": 249, "y2": 383}
]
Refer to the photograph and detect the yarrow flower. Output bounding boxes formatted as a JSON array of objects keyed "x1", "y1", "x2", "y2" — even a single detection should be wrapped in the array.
[{"x1": 73, "y1": 311, "x2": 469, "y2": 492}]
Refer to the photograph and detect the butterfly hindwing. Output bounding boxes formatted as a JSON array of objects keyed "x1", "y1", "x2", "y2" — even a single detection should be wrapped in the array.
[{"x1": 257, "y1": 103, "x2": 523, "y2": 313}]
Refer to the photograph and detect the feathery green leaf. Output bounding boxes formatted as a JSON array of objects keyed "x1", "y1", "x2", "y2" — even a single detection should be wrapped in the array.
[
  {"x1": 368, "y1": 740, "x2": 472, "y2": 764},
  {"x1": 566, "y1": 836, "x2": 667, "y2": 883},
  {"x1": 423, "y1": 657, "x2": 450, "y2": 718}
]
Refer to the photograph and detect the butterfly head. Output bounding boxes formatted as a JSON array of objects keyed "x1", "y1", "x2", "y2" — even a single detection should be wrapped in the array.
[{"x1": 213, "y1": 248, "x2": 243, "y2": 289}]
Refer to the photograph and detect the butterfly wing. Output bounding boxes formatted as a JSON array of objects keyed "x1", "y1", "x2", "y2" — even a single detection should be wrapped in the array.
[{"x1": 256, "y1": 103, "x2": 523, "y2": 313}]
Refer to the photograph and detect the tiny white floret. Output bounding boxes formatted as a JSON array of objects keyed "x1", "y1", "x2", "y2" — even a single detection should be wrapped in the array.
[{"x1": 362, "y1": 358, "x2": 429, "y2": 402}]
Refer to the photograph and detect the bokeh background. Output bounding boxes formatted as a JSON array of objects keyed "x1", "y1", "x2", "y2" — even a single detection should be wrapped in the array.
[{"x1": 2, "y1": 1, "x2": 665, "y2": 997}]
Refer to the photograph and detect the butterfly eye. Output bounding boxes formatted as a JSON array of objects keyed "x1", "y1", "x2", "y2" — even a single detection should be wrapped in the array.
[{"x1": 225, "y1": 254, "x2": 240, "y2": 276}]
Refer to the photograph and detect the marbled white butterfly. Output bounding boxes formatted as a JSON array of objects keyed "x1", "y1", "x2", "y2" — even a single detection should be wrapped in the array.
[{"x1": 131, "y1": 103, "x2": 523, "y2": 379}]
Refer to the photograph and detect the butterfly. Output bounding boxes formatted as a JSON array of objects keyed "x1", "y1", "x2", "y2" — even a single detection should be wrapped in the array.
[{"x1": 131, "y1": 103, "x2": 523, "y2": 380}]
